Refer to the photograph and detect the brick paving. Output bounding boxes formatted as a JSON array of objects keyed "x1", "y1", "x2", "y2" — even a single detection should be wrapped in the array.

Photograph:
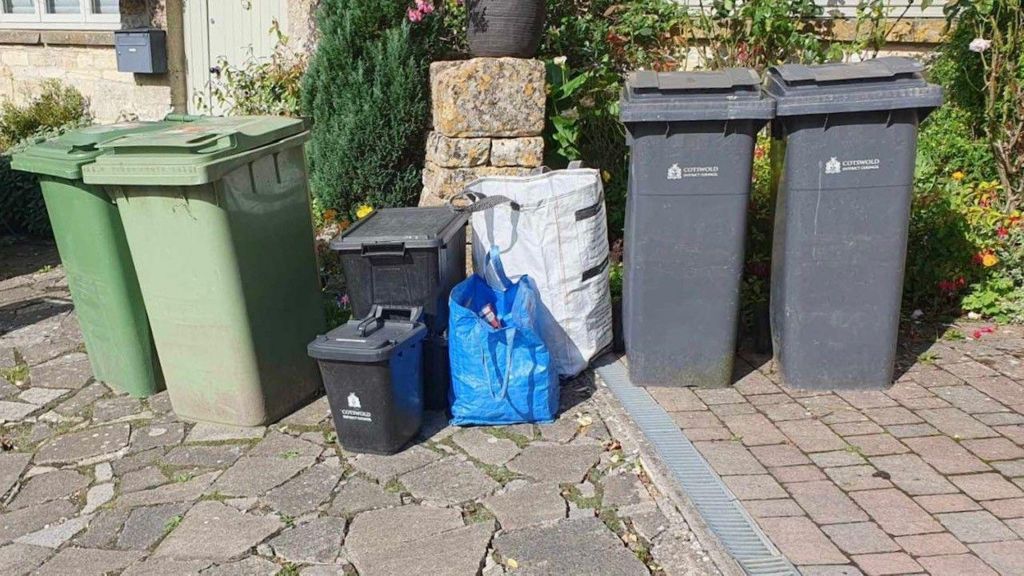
[
  {"x1": 0, "y1": 241, "x2": 719, "y2": 576},
  {"x1": 648, "y1": 323, "x2": 1024, "y2": 575}
]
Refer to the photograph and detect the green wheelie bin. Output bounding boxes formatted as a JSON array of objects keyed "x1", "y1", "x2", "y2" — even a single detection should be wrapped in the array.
[
  {"x1": 9, "y1": 121, "x2": 190, "y2": 397},
  {"x1": 81, "y1": 116, "x2": 325, "y2": 426}
]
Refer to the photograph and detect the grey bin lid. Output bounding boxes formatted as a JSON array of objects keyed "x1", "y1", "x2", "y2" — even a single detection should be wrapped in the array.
[
  {"x1": 620, "y1": 68, "x2": 776, "y2": 123},
  {"x1": 765, "y1": 56, "x2": 943, "y2": 117},
  {"x1": 308, "y1": 318, "x2": 426, "y2": 364},
  {"x1": 331, "y1": 207, "x2": 469, "y2": 252}
]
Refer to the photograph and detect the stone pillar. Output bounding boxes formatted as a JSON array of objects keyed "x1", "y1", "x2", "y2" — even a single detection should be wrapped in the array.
[{"x1": 420, "y1": 58, "x2": 547, "y2": 207}]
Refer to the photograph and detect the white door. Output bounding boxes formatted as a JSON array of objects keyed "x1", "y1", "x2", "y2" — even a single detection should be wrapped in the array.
[{"x1": 183, "y1": 0, "x2": 289, "y2": 114}]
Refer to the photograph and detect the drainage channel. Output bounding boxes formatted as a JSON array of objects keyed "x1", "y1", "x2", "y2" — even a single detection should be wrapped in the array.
[{"x1": 594, "y1": 356, "x2": 798, "y2": 576}]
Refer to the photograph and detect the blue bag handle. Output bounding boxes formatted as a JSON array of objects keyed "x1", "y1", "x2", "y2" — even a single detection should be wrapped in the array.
[
  {"x1": 484, "y1": 245, "x2": 513, "y2": 292},
  {"x1": 481, "y1": 328, "x2": 517, "y2": 401}
]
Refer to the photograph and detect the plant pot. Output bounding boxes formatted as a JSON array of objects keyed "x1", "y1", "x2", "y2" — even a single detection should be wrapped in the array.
[{"x1": 467, "y1": 0, "x2": 545, "y2": 58}]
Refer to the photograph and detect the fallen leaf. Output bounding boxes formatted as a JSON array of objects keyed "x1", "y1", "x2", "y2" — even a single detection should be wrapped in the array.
[{"x1": 506, "y1": 558, "x2": 519, "y2": 569}]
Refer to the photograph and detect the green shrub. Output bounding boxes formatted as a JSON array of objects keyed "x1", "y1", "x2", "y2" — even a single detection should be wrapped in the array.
[
  {"x1": 697, "y1": 0, "x2": 844, "y2": 71},
  {"x1": 902, "y1": 11, "x2": 1024, "y2": 321},
  {"x1": 0, "y1": 80, "x2": 89, "y2": 151},
  {"x1": 0, "y1": 81, "x2": 90, "y2": 237},
  {"x1": 0, "y1": 155, "x2": 48, "y2": 237},
  {"x1": 302, "y1": 0, "x2": 433, "y2": 218},
  {"x1": 941, "y1": 0, "x2": 1024, "y2": 205},
  {"x1": 904, "y1": 175, "x2": 979, "y2": 314},
  {"x1": 916, "y1": 105, "x2": 996, "y2": 188}
]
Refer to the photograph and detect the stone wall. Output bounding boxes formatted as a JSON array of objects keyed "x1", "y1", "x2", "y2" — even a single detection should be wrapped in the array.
[
  {"x1": 420, "y1": 58, "x2": 547, "y2": 206},
  {"x1": 0, "y1": 0, "x2": 179, "y2": 123},
  {"x1": 0, "y1": 45, "x2": 176, "y2": 123}
]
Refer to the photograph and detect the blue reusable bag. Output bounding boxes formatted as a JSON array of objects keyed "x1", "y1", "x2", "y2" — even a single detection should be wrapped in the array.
[{"x1": 449, "y1": 246, "x2": 559, "y2": 425}]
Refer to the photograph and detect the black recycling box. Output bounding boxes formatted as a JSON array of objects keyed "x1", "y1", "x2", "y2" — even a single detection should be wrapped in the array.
[
  {"x1": 308, "y1": 307, "x2": 427, "y2": 455},
  {"x1": 331, "y1": 207, "x2": 468, "y2": 337}
]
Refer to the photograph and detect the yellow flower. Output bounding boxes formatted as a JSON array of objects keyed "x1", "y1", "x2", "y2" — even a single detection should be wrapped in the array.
[
  {"x1": 952, "y1": 171, "x2": 965, "y2": 181},
  {"x1": 601, "y1": 170, "x2": 612, "y2": 183},
  {"x1": 982, "y1": 252, "x2": 999, "y2": 267},
  {"x1": 355, "y1": 204, "x2": 374, "y2": 219}
]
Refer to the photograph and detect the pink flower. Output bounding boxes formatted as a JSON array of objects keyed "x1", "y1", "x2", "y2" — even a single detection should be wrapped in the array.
[
  {"x1": 407, "y1": 7, "x2": 423, "y2": 22},
  {"x1": 340, "y1": 294, "x2": 350, "y2": 307},
  {"x1": 416, "y1": 0, "x2": 434, "y2": 14},
  {"x1": 969, "y1": 38, "x2": 992, "y2": 53}
]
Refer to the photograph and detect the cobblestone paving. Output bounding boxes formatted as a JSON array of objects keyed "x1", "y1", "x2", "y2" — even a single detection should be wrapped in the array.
[
  {"x1": 648, "y1": 326, "x2": 1024, "y2": 576},
  {"x1": 0, "y1": 241, "x2": 719, "y2": 576}
]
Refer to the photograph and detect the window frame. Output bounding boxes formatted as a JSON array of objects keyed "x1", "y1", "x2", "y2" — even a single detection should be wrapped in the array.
[{"x1": 0, "y1": 0, "x2": 121, "y2": 30}]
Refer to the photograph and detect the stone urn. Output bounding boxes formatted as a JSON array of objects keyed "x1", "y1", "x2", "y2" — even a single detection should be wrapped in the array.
[{"x1": 467, "y1": 0, "x2": 545, "y2": 58}]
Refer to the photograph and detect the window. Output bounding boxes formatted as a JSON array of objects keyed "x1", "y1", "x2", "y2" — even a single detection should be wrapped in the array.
[{"x1": 0, "y1": 0, "x2": 120, "y2": 29}]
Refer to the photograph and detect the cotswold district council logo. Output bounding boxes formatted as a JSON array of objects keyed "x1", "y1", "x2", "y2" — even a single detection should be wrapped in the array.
[
  {"x1": 347, "y1": 393, "x2": 361, "y2": 409},
  {"x1": 825, "y1": 157, "x2": 842, "y2": 174},
  {"x1": 667, "y1": 163, "x2": 683, "y2": 180}
]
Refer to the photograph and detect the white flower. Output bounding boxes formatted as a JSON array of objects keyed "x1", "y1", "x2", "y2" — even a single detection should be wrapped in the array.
[
  {"x1": 553, "y1": 56, "x2": 567, "y2": 66},
  {"x1": 911, "y1": 309, "x2": 924, "y2": 320},
  {"x1": 969, "y1": 38, "x2": 992, "y2": 53},
  {"x1": 968, "y1": 311, "x2": 982, "y2": 320}
]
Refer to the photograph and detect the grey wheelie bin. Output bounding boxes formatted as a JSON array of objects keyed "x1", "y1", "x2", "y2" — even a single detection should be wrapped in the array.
[
  {"x1": 620, "y1": 69, "x2": 775, "y2": 387},
  {"x1": 765, "y1": 57, "x2": 942, "y2": 390}
]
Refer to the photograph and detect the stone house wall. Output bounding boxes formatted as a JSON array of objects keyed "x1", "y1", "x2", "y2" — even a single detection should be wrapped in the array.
[
  {"x1": 0, "y1": 0, "x2": 317, "y2": 124},
  {"x1": 0, "y1": 0, "x2": 180, "y2": 123}
]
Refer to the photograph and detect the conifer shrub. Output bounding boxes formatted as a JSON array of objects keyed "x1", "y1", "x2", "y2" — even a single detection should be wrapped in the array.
[{"x1": 302, "y1": 0, "x2": 433, "y2": 218}]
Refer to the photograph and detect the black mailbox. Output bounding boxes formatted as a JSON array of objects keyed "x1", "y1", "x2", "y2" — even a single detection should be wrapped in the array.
[{"x1": 114, "y1": 28, "x2": 167, "y2": 74}]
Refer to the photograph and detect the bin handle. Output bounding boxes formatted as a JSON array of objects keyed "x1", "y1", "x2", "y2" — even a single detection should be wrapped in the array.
[
  {"x1": 357, "y1": 314, "x2": 383, "y2": 337},
  {"x1": 357, "y1": 306, "x2": 424, "y2": 337},
  {"x1": 375, "y1": 305, "x2": 423, "y2": 324},
  {"x1": 361, "y1": 242, "x2": 407, "y2": 258}
]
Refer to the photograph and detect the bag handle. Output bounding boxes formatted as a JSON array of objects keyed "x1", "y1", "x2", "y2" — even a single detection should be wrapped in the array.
[
  {"x1": 449, "y1": 191, "x2": 519, "y2": 213},
  {"x1": 482, "y1": 328, "x2": 517, "y2": 402},
  {"x1": 484, "y1": 244, "x2": 513, "y2": 292},
  {"x1": 448, "y1": 163, "x2": 584, "y2": 213}
]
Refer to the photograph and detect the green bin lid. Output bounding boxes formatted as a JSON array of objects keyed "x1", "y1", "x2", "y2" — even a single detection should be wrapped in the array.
[
  {"x1": 82, "y1": 116, "x2": 309, "y2": 186},
  {"x1": 9, "y1": 121, "x2": 184, "y2": 180}
]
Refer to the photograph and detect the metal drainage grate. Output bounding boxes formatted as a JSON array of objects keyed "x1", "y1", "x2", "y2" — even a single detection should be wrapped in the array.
[{"x1": 594, "y1": 356, "x2": 799, "y2": 576}]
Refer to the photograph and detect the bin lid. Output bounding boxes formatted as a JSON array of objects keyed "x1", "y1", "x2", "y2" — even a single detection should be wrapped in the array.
[
  {"x1": 620, "y1": 68, "x2": 775, "y2": 123},
  {"x1": 308, "y1": 316, "x2": 427, "y2": 363},
  {"x1": 331, "y1": 207, "x2": 469, "y2": 251},
  {"x1": 82, "y1": 116, "x2": 309, "y2": 186},
  {"x1": 764, "y1": 57, "x2": 943, "y2": 116},
  {"x1": 9, "y1": 121, "x2": 184, "y2": 180}
]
